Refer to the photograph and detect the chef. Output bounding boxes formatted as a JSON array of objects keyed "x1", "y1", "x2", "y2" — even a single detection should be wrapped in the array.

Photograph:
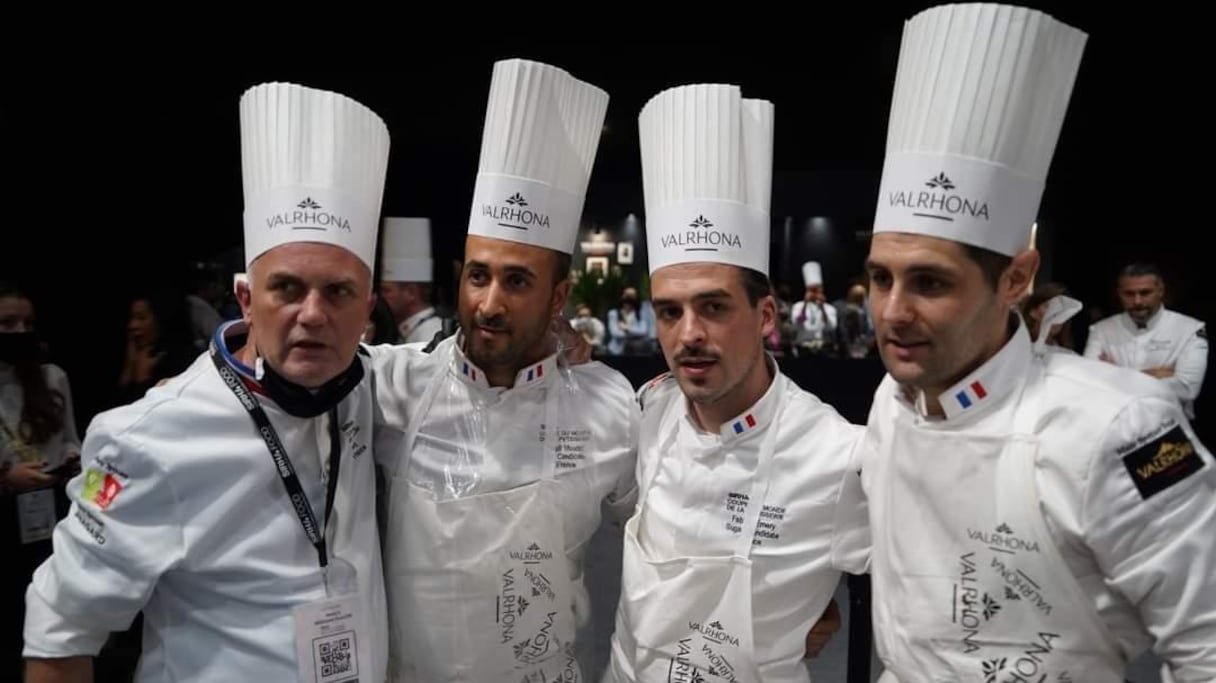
[
  {"x1": 367, "y1": 58, "x2": 638, "y2": 682},
  {"x1": 859, "y1": 4, "x2": 1216, "y2": 681},
  {"x1": 1084, "y1": 263, "x2": 1208, "y2": 418},
  {"x1": 24, "y1": 82, "x2": 391, "y2": 682},
  {"x1": 605, "y1": 82, "x2": 865, "y2": 683},
  {"x1": 791, "y1": 261, "x2": 837, "y2": 354},
  {"x1": 379, "y1": 217, "x2": 446, "y2": 345}
]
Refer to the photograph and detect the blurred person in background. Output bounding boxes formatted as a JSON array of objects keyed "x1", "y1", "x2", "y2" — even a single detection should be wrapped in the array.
[
  {"x1": 114, "y1": 289, "x2": 196, "y2": 405},
  {"x1": 0, "y1": 283, "x2": 80, "y2": 680}
]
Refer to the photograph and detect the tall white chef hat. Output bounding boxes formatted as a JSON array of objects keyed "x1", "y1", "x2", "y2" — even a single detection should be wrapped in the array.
[
  {"x1": 380, "y1": 217, "x2": 432, "y2": 283},
  {"x1": 466, "y1": 59, "x2": 609, "y2": 255},
  {"x1": 802, "y1": 261, "x2": 824, "y2": 288},
  {"x1": 640, "y1": 84, "x2": 774, "y2": 276},
  {"x1": 873, "y1": 4, "x2": 1087, "y2": 256},
  {"x1": 240, "y1": 82, "x2": 390, "y2": 271}
]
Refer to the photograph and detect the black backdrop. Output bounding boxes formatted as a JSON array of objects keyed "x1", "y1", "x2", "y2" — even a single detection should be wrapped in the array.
[{"x1": 3, "y1": 8, "x2": 1209, "y2": 436}]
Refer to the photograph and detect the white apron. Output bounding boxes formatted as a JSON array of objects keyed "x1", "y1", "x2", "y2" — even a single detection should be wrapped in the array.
[
  {"x1": 609, "y1": 389, "x2": 784, "y2": 683},
  {"x1": 386, "y1": 346, "x2": 580, "y2": 682},
  {"x1": 870, "y1": 362, "x2": 1127, "y2": 682}
]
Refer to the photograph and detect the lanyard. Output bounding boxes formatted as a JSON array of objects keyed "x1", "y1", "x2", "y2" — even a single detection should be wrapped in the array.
[{"x1": 209, "y1": 341, "x2": 341, "y2": 571}]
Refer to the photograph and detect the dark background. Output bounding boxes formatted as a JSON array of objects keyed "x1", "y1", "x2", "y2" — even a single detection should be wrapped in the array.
[{"x1": 4, "y1": 7, "x2": 1209, "y2": 432}]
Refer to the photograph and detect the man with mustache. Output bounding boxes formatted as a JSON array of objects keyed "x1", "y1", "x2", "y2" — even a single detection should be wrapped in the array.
[
  {"x1": 605, "y1": 83, "x2": 865, "y2": 683},
  {"x1": 367, "y1": 59, "x2": 637, "y2": 682},
  {"x1": 858, "y1": 5, "x2": 1216, "y2": 680},
  {"x1": 1084, "y1": 263, "x2": 1208, "y2": 418}
]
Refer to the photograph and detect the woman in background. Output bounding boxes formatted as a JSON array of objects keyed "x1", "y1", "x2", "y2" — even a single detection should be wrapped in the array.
[
  {"x1": 115, "y1": 288, "x2": 197, "y2": 405},
  {"x1": 0, "y1": 283, "x2": 80, "y2": 678}
]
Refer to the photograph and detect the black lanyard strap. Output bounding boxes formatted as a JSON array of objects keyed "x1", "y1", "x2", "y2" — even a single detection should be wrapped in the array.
[{"x1": 210, "y1": 341, "x2": 342, "y2": 570}]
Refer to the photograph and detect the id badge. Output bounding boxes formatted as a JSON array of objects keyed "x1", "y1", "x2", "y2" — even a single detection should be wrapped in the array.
[
  {"x1": 293, "y1": 592, "x2": 372, "y2": 683},
  {"x1": 17, "y1": 489, "x2": 56, "y2": 544}
]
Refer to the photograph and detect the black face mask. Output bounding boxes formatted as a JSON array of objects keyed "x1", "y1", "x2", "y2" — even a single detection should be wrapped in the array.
[
  {"x1": 0, "y1": 332, "x2": 42, "y2": 365},
  {"x1": 256, "y1": 352, "x2": 365, "y2": 419}
]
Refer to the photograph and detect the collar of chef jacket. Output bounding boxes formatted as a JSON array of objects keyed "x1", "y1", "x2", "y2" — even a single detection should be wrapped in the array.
[
  {"x1": 675, "y1": 357, "x2": 785, "y2": 446},
  {"x1": 398, "y1": 306, "x2": 437, "y2": 337},
  {"x1": 215, "y1": 320, "x2": 265, "y2": 394},
  {"x1": 897, "y1": 318, "x2": 1033, "y2": 425},
  {"x1": 449, "y1": 334, "x2": 560, "y2": 393},
  {"x1": 1120, "y1": 306, "x2": 1165, "y2": 333}
]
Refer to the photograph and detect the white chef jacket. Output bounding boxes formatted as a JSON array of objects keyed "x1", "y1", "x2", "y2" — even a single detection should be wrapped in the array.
[
  {"x1": 1, "y1": 362, "x2": 80, "y2": 469},
  {"x1": 611, "y1": 367, "x2": 866, "y2": 681},
  {"x1": 24, "y1": 323, "x2": 387, "y2": 682},
  {"x1": 790, "y1": 300, "x2": 838, "y2": 347},
  {"x1": 365, "y1": 336, "x2": 639, "y2": 667},
  {"x1": 864, "y1": 321, "x2": 1216, "y2": 680},
  {"x1": 398, "y1": 307, "x2": 444, "y2": 346},
  {"x1": 1084, "y1": 308, "x2": 1208, "y2": 417},
  {"x1": 368, "y1": 335, "x2": 638, "y2": 512}
]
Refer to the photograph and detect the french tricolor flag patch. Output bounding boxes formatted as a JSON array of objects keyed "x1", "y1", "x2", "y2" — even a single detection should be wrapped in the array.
[
  {"x1": 462, "y1": 362, "x2": 477, "y2": 381},
  {"x1": 732, "y1": 414, "x2": 757, "y2": 434},
  {"x1": 526, "y1": 363, "x2": 544, "y2": 382},
  {"x1": 954, "y1": 381, "x2": 988, "y2": 410}
]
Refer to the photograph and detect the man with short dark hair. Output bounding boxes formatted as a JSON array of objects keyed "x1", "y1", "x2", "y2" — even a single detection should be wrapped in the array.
[
  {"x1": 1085, "y1": 263, "x2": 1208, "y2": 417},
  {"x1": 857, "y1": 5, "x2": 1216, "y2": 679},
  {"x1": 606, "y1": 82, "x2": 862, "y2": 683},
  {"x1": 368, "y1": 58, "x2": 637, "y2": 683}
]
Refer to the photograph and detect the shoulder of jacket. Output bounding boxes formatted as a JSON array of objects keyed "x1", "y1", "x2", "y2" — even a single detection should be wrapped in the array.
[
  {"x1": 1089, "y1": 315, "x2": 1122, "y2": 333},
  {"x1": 1165, "y1": 309, "x2": 1205, "y2": 331},
  {"x1": 1037, "y1": 353, "x2": 1170, "y2": 422},
  {"x1": 637, "y1": 371, "x2": 678, "y2": 411},
  {"x1": 566, "y1": 361, "x2": 635, "y2": 397},
  {"x1": 88, "y1": 360, "x2": 215, "y2": 449}
]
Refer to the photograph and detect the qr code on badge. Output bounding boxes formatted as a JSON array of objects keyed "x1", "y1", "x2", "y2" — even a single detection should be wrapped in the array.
[{"x1": 312, "y1": 630, "x2": 358, "y2": 682}]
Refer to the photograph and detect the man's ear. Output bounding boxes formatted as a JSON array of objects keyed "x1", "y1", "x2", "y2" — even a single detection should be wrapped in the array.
[
  {"x1": 1003, "y1": 249, "x2": 1040, "y2": 308},
  {"x1": 236, "y1": 277, "x2": 254, "y2": 324},
  {"x1": 551, "y1": 279, "x2": 572, "y2": 318}
]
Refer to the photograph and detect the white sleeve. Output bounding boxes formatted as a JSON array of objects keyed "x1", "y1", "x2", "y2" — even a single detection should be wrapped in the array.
[
  {"x1": 790, "y1": 302, "x2": 807, "y2": 330},
  {"x1": 24, "y1": 423, "x2": 187, "y2": 658},
  {"x1": 606, "y1": 392, "x2": 641, "y2": 521},
  {"x1": 1081, "y1": 396, "x2": 1216, "y2": 680},
  {"x1": 829, "y1": 427, "x2": 871, "y2": 574},
  {"x1": 363, "y1": 343, "x2": 421, "y2": 469},
  {"x1": 1162, "y1": 325, "x2": 1208, "y2": 403},
  {"x1": 1082, "y1": 325, "x2": 1105, "y2": 359}
]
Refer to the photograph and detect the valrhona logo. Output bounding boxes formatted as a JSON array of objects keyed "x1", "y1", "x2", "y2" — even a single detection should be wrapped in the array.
[
  {"x1": 968, "y1": 523, "x2": 1041, "y2": 554},
  {"x1": 511, "y1": 610, "x2": 558, "y2": 664},
  {"x1": 667, "y1": 638, "x2": 709, "y2": 683},
  {"x1": 978, "y1": 632, "x2": 1063, "y2": 683},
  {"x1": 264, "y1": 197, "x2": 352, "y2": 232},
  {"x1": 887, "y1": 172, "x2": 990, "y2": 223},
  {"x1": 661, "y1": 214, "x2": 743, "y2": 252},
  {"x1": 510, "y1": 542, "x2": 554, "y2": 564},
  {"x1": 688, "y1": 620, "x2": 740, "y2": 648},
  {"x1": 482, "y1": 193, "x2": 550, "y2": 231}
]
